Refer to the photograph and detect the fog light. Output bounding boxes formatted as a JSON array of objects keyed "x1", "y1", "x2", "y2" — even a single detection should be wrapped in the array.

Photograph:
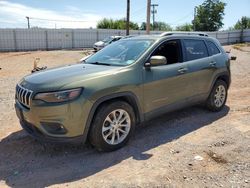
[{"x1": 41, "y1": 122, "x2": 67, "y2": 135}]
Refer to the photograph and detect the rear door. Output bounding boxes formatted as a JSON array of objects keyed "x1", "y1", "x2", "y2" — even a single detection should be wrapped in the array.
[
  {"x1": 181, "y1": 39, "x2": 216, "y2": 98},
  {"x1": 206, "y1": 40, "x2": 223, "y2": 68}
]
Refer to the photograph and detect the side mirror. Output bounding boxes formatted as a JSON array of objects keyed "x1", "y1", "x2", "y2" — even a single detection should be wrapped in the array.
[{"x1": 145, "y1": 56, "x2": 167, "y2": 67}]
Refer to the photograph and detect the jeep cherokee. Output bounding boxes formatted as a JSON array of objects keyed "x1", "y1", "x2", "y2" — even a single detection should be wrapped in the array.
[{"x1": 15, "y1": 32, "x2": 231, "y2": 151}]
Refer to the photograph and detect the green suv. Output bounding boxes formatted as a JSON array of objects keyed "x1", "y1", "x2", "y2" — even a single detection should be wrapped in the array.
[{"x1": 15, "y1": 32, "x2": 231, "y2": 151}]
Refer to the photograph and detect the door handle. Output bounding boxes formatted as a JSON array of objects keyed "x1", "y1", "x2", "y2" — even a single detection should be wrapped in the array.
[
  {"x1": 209, "y1": 61, "x2": 217, "y2": 67},
  {"x1": 178, "y1": 67, "x2": 188, "y2": 74}
]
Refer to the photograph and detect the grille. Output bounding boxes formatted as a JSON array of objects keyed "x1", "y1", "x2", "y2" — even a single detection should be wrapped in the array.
[{"x1": 16, "y1": 84, "x2": 33, "y2": 108}]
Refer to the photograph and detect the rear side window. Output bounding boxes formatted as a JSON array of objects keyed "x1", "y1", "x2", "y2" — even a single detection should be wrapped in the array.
[
  {"x1": 183, "y1": 39, "x2": 208, "y2": 61},
  {"x1": 207, "y1": 41, "x2": 220, "y2": 56}
]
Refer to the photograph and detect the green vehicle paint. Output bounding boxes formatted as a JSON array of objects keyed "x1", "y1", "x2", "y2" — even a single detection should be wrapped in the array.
[{"x1": 15, "y1": 34, "x2": 231, "y2": 144}]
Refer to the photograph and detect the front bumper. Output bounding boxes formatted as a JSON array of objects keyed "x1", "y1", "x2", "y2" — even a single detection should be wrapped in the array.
[
  {"x1": 15, "y1": 96, "x2": 92, "y2": 143},
  {"x1": 20, "y1": 119, "x2": 84, "y2": 143}
]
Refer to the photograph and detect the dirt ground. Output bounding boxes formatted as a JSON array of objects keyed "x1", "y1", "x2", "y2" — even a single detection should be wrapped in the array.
[{"x1": 0, "y1": 46, "x2": 249, "y2": 188}]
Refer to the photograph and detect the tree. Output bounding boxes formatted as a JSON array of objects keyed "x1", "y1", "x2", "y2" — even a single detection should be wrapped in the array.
[
  {"x1": 193, "y1": 0, "x2": 226, "y2": 31},
  {"x1": 234, "y1": 16, "x2": 250, "y2": 30},
  {"x1": 129, "y1": 21, "x2": 139, "y2": 30},
  {"x1": 140, "y1": 22, "x2": 172, "y2": 31},
  {"x1": 97, "y1": 18, "x2": 114, "y2": 29},
  {"x1": 176, "y1": 23, "x2": 193, "y2": 31},
  {"x1": 97, "y1": 18, "x2": 139, "y2": 30},
  {"x1": 154, "y1": 22, "x2": 172, "y2": 31},
  {"x1": 140, "y1": 22, "x2": 151, "y2": 30}
]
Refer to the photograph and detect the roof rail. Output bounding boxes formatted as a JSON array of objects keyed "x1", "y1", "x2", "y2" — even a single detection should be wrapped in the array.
[{"x1": 160, "y1": 32, "x2": 209, "y2": 37}]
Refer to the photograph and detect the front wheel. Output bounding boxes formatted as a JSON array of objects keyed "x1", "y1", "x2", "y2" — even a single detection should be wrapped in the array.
[
  {"x1": 89, "y1": 101, "x2": 135, "y2": 152},
  {"x1": 206, "y1": 80, "x2": 228, "y2": 112}
]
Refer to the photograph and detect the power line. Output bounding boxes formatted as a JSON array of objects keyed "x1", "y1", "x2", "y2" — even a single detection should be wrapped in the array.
[
  {"x1": 29, "y1": 17, "x2": 97, "y2": 23},
  {"x1": 29, "y1": 7, "x2": 147, "y2": 24},
  {"x1": 168, "y1": 12, "x2": 193, "y2": 25},
  {"x1": 27, "y1": 7, "x2": 147, "y2": 28},
  {"x1": 130, "y1": 10, "x2": 146, "y2": 23},
  {"x1": 130, "y1": 6, "x2": 146, "y2": 15},
  {"x1": 26, "y1": 9, "x2": 193, "y2": 29}
]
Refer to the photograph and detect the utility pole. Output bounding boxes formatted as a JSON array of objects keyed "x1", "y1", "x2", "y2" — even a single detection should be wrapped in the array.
[
  {"x1": 151, "y1": 4, "x2": 158, "y2": 30},
  {"x1": 26, "y1": 16, "x2": 30, "y2": 29},
  {"x1": 193, "y1": 6, "x2": 197, "y2": 31},
  {"x1": 126, "y1": 0, "x2": 130, "y2": 36},
  {"x1": 146, "y1": 0, "x2": 151, "y2": 34}
]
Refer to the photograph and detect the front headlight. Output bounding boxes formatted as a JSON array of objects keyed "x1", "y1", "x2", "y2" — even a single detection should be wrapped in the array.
[{"x1": 34, "y1": 88, "x2": 82, "y2": 103}]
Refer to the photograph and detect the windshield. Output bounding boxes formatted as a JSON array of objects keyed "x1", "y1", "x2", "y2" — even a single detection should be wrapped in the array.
[
  {"x1": 85, "y1": 39, "x2": 154, "y2": 66},
  {"x1": 102, "y1": 36, "x2": 113, "y2": 43}
]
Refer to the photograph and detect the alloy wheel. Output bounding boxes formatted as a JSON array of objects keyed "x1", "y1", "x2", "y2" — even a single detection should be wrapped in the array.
[
  {"x1": 102, "y1": 109, "x2": 131, "y2": 145},
  {"x1": 214, "y1": 85, "x2": 226, "y2": 107}
]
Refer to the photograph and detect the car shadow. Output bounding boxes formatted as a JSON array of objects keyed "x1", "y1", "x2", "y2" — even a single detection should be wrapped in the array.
[{"x1": 0, "y1": 106, "x2": 230, "y2": 188}]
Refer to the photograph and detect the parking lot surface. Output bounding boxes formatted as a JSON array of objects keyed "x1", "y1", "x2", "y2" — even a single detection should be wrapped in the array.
[{"x1": 0, "y1": 46, "x2": 249, "y2": 187}]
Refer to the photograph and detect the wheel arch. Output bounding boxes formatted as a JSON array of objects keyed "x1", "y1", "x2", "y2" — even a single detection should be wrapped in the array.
[
  {"x1": 212, "y1": 71, "x2": 231, "y2": 90},
  {"x1": 216, "y1": 74, "x2": 230, "y2": 87},
  {"x1": 82, "y1": 92, "x2": 143, "y2": 143}
]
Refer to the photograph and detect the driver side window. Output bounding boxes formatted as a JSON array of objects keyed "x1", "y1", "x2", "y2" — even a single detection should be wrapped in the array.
[{"x1": 152, "y1": 40, "x2": 182, "y2": 64}]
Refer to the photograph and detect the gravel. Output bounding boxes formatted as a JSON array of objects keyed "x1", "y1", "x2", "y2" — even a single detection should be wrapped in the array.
[{"x1": 0, "y1": 47, "x2": 249, "y2": 188}]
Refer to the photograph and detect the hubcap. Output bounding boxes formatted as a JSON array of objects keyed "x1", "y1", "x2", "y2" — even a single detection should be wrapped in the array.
[
  {"x1": 102, "y1": 109, "x2": 131, "y2": 145},
  {"x1": 214, "y1": 85, "x2": 226, "y2": 108}
]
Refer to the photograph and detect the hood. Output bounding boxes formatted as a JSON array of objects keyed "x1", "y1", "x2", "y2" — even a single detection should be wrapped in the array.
[
  {"x1": 94, "y1": 41, "x2": 105, "y2": 47},
  {"x1": 20, "y1": 63, "x2": 120, "y2": 92}
]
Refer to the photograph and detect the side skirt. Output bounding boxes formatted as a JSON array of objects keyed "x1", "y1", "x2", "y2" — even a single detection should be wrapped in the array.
[{"x1": 144, "y1": 93, "x2": 209, "y2": 121}]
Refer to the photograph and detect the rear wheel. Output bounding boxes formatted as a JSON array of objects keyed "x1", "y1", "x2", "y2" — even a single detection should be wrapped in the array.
[
  {"x1": 89, "y1": 101, "x2": 135, "y2": 151},
  {"x1": 206, "y1": 80, "x2": 228, "y2": 112}
]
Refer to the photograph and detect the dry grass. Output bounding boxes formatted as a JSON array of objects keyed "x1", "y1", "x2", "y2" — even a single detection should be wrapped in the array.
[
  {"x1": 206, "y1": 150, "x2": 228, "y2": 164},
  {"x1": 232, "y1": 43, "x2": 250, "y2": 52}
]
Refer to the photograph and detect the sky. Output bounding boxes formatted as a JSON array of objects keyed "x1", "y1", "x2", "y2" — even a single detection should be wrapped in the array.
[{"x1": 0, "y1": 0, "x2": 249, "y2": 30}]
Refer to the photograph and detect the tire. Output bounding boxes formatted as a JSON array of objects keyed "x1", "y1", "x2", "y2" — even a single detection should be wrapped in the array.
[
  {"x1": 89, "y1": 101, "x2": 136, "y2": 152},
  {"x1": 206, "y1": 80, "x2": 228, "y2": 112}
]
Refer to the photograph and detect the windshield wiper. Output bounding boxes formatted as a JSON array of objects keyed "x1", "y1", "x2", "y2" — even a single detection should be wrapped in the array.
[{"x1": 88, "y1": 62, "x2": 111, "y2": 66}]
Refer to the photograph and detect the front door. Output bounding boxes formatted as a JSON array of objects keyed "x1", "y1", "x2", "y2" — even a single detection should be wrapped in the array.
[{"x1": 143, "y1": 39, "x2": 190, "y2": 118}]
